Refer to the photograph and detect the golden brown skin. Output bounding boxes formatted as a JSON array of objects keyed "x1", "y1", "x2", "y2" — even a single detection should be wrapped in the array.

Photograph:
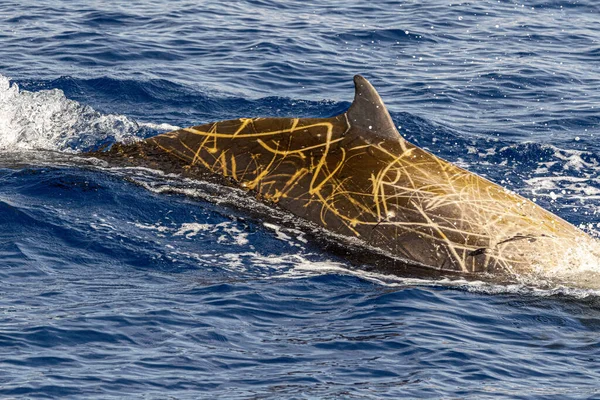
[{"x1": 93, "y1": 76, "x2": 599, "y2": 280}]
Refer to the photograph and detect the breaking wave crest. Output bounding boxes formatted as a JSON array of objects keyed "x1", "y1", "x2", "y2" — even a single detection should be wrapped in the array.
[{"x1": 0, "y1": 74, "x2": 176, "y2": 152}]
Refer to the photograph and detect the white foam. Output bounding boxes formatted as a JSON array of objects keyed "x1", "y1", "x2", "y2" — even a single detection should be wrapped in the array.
[
  {"x1": 171, "y1": 221, "x2": 249, "y2": 246},
  {"x1": 133, "y1": 222, "x2": 170, "y2": 233},
  {"x1": 174, "y1": 223, "x2": 212, "y2": 238},
  {"x1": 550, "y1": 145, "x2": 599, "y2": 172},
  {"x1": 166, "y1": 244, "x2": 600, "y2": 298},
  {"x1": 276, "y1": 259, "x2": 600, "y2": 298},
  {"x1": 219, "y1": 222, "x2": 250, "y2": 246},
  {"x1": 0, "y1": 74, "x2": 175, "y2": 152},
  {"x1": 263, "y1": 222, "x2": 304, "y2": 247},
  {"x1": 138, "y1": 121, "x2": 181, "y2": 132}
]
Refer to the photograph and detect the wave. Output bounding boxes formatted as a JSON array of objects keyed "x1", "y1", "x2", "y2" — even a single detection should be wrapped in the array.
[
  {"x1": 0, "y1": 74, "x2": 176, "y2": 152},
  {"x1": 333, "y1": 28, "x2": 434, "y2": 44}
]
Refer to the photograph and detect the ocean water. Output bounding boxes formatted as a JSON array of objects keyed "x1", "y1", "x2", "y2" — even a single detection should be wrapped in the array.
[{"x1": 1, "y1": 0, "x2": 600, "y2": 398}]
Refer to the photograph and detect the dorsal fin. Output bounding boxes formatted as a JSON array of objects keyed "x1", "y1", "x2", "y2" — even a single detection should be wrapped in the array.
[{"x1": 345, "y1": 75, "x2": 400, "y2": 143}]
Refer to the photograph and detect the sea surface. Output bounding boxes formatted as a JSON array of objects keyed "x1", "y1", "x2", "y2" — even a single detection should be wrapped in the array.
[{"x1": 1, "y1": 0, "x2": 599, "y2": 398}]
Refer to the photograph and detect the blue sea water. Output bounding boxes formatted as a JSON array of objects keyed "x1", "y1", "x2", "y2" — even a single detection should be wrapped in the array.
[{"x1": 1, "y1": 0, "x2": 600, "y2": 398}]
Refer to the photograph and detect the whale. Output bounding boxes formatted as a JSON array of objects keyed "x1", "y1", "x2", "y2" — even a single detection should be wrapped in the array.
[{"x1": 88, "y1": 75, "x2": 600, "y2": 283}]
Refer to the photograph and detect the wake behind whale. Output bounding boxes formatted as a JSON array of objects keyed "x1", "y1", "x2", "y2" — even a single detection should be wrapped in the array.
[{"x1": 86, "y1": 75, "x2": 600, "y2": 288}]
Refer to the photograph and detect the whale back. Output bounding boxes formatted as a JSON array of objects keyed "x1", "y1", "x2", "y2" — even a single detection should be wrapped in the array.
[{"x1": 97, "y1": 75, "x2": 596, "y2": 277}]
